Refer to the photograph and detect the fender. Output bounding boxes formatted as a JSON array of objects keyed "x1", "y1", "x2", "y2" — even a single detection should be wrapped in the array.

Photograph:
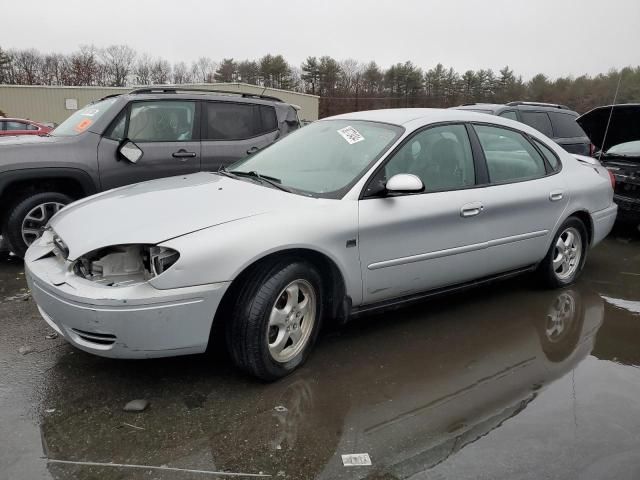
[{"x1": 0, "y1": 167, "x2": 99, "y2": 199}]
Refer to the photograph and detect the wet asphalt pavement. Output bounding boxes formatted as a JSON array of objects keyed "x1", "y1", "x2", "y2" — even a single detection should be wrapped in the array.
[{"x1": 2, "y1": 227, "x2": 640, "y2": 480}]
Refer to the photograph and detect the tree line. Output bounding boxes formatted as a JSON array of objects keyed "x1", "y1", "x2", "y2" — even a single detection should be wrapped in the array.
[{"x1": 1, "y1": 44, "x2": 639, "y2": 117}]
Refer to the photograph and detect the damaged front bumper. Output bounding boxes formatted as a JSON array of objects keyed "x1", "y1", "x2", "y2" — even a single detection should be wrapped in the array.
[{"x1": 25, "y1": 251, "x2": 229, "y2": 359}]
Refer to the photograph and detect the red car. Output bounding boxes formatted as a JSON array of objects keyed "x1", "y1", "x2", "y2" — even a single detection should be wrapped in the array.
[{"x1": 0, "y1": 118, "x2": 52, "y2": 136}]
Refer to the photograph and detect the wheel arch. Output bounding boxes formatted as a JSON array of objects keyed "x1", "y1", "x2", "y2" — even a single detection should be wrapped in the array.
[
  {"x1": 0, "y1": 168, "x2": 98, "y2": 228},
  {"x1": 566, "y1": 210, "x2": 594, "y2": 246},
  {"x1": 209, "y1": 247, "x2": 349, "y2": 351}
]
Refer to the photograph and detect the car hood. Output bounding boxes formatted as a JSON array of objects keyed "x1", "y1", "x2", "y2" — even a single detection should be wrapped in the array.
[
  {"x1": 49, "y1": 172, "x2": 318, "y2": 260},
  {"x1": 577, "y1": 104, "x2": 640, "y2": 152}
]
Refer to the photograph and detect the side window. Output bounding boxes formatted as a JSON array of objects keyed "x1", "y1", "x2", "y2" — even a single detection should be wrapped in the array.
[
  {"x1": 26, "y1": 124, "x2": 39, "y2": 131},
  {"x1": 534, "y1": 139, "x2": 561, "y2": 171},
  {"x1": 547, "y1": 112, "x2": 586, "y2": 138},
  {"x1": 0, "y1": 121, "x2": 5, "y2": 131},
  {"x1": 5, "y1": 121, "x2": 27, "y2": 131},
  {"x1": 205, "y1": 102, "x2": 276, "y2": 140},
  {"x1": 520, "y1": 111, "x2": 553, "y2": 137},
  {"x1": 105, "y1": 109, "x2": 127, "y2": 140},
  {"x1": 499, "y1": 111, "x2": 518, "y2": 121},
  {"x1": 127, "y1": 101, "x2": 195, "y2": 142},
  {"x1": 383, "y1": 124, "x2": 475, "y2": 192},
  {"x1": 474, "y1": 125, "x2": 546, "y2": 183}
]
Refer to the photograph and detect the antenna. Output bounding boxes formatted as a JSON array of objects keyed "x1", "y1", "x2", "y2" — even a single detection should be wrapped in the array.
[{"x1": 598, "y1": 72, "x2": 623, "y2": 161}]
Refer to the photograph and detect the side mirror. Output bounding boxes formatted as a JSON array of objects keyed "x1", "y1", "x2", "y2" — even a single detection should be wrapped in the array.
[
  {"x1": 385, "y1": 173, "x2": 424, "y2": 194},
  {"x1": 119, "y1": 140, "x2": 143, "y2": 164}
]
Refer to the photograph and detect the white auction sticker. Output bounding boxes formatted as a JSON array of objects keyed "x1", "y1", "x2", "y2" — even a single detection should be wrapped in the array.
[
  {"x1": 341, "y1": 453, "x2": 372, "y2": 466},
  {"x1": 337, "y1": 126, "x2": 365, "y2": 145}
]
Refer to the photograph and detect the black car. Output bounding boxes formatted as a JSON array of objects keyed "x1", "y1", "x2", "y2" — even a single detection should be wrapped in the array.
[
  {"x1": 578, "y1": 104, "x2": 640, "y2": 224},
  {"x1": 454, "y1": 101, "x2": 592, "y2": 156}
]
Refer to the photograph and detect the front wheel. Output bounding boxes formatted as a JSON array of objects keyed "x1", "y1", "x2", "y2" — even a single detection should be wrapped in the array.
[
  {"x1": 537, "y1": 217, "x2": 587, "y2": 288},
  {"x1": 227, "y1": 260, "x2": 324, "y2": 381},
  {"x1": 3, "y1": 191, "x2": 73, "y2": 258}
]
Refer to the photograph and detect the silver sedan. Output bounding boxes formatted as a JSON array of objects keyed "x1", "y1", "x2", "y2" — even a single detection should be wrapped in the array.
[{"x1": 25, "y1": 109, "x2": 617, "y2": 380}]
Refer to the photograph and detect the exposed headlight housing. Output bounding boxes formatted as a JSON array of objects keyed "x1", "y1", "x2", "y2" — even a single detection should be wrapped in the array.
[{"x1": 73, "y1": 244, "x2": 179, "y2": 287}]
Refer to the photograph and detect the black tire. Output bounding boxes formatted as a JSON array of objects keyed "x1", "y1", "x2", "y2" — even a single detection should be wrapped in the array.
[
  {"x1": 3, "y1": 191, "x2": 73, "y2": 258},
  {"x1": 226, "y1": 259, "x2": 324, "y2": 381},
  {"x1": 537, "y1": 217, "x2": 588, "y2": 289}
]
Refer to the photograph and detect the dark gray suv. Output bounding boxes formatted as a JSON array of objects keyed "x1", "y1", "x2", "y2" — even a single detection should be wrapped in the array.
[
  {"x1": 454, "y1": 102, "x2": 593, "y2": 156},
  {"x1": 0, "y1": 88, "x2": 301, "y2": 257}
]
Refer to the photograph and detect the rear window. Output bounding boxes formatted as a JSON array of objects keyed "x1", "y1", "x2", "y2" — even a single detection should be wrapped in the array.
[
  {"x1": 548, "y1": 112, "x2": 586, "y2": 138},
  {"x1": 534, "y1": 139, "x2": 561, "y2": 171},
  {"x1": 204, "y1": 102, "x2": 278, "y2": 140},
  {"x1": 520, "y1": 111, "x2": 553, "y2": 137}
]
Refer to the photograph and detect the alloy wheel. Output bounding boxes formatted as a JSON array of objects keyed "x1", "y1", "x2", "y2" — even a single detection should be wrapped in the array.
[
  {"x1": 267, "y1": 279, "x2": 317, "y2": 363},
  {"x1": 552, "y1": 227, "x2": 582, "y2": 281},
  {"x1": 21, "y1": 202, "x2": 65, "y2": 246}
]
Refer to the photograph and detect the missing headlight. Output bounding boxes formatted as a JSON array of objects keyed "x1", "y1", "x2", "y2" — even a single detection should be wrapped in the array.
[{"x1": 74, "y1": 245, "x2": 179, "y2": 287}]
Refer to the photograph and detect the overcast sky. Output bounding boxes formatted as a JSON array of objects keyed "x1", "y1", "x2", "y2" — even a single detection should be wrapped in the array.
[{"x1": 4, "y1": 0, "x2": 639, "y2": 79}]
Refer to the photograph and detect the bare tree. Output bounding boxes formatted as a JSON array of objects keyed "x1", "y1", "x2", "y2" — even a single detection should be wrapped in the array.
[
  {"x1": 14, "y1": 49, "x2": 43, "y2": 84},
  {"x1": 172, "y1": 61, "x2": 191, "y2": 84},
  {"x1": 134, "y1": 54, "x2": 152, "y2": 85},
  {"x1": 150, "y1": 58, "x2": 171, "y2": 85},
  {"x1": 192, "y1": 57, "x2": 215, "y2": 83},
  {"x1": 100, "y1": 44, "x2": 136, "y2": 86}
]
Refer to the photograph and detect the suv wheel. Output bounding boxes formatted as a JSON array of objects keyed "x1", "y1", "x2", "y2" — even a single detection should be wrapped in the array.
[
  {"x1": 227, "y1": 259, "x2": 324, "y2": 381},
  {"x1": 3, "y1": 192, "x2": 73, "y2": 258}
]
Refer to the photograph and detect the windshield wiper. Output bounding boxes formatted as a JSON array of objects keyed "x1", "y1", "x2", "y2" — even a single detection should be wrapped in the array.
[{"x1": 225, "y1": 169, "x2": 293, "y2": 193}]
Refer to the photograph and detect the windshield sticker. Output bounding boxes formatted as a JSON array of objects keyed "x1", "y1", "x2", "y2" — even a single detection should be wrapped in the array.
[
  {"x1": 337, "y1": 126, "x2": 365, "y2": 145},
  {"x1": 80, "y1": 108, "x2": 100, "y2": 117},
  {"x1": 74, "y1": 118, "x2": 93, "y2": 133}
]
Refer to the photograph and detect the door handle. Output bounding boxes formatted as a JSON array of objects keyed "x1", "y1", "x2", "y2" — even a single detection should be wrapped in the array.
[
  {"x1": 460, "y1": 202, "x2": 484, "y2": 218},
  {"x1": 246, "y1": 146, "x2": 260, "y2": 155},
  {"x1": 172, "y1": 149, "x2": 196, "y2": 159},
  {"x1": 549, "y1": 190, "x2": 564, "y2": 202}
]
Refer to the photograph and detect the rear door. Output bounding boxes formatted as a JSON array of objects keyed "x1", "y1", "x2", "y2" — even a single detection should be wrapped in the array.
[
  {"x1": 200, "y1": 101, "x2": 280, "y2": 171},
  {"x1": 97, "y1": 99, "x2": 201, "y2": 190},
  {"x1": 547, "y1": 111, "x2": 591, "y2": 155},
  {"x1": 471, "y1": 123, "x2": 568, "y2": 275}
]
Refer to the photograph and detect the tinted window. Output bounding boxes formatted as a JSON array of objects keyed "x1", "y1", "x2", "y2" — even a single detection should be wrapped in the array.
[
  {"x1": 475, "y1": 125, "x2": 546, "y2": 183},
  {"x1": 520, "y1": 111, "x2": 553, "y2": 137},
  {"x1": 5, "y1": 121, "x2": 27, "y2": 130},
  {"x1": 384, "y1": 125, "x2": 475, "y2": 191},
  {"x1": 26, "y1": 123, "x2": 39, "y2": 131},
  {"x1": 548, "y1": 112, "x2": 586, "y2": 138},
  {"x1": 534, "y1": 139, "x2": 561, "y2": 171},
  {"x1": 205, "y1": 103, "x2": 277, "y2": 140},
  {"x1": 499, "y1": 111, "x2": 518, "y2": 121},
  {"x1": 128, "y1": 101, "x2": 195, "y2": 142}
]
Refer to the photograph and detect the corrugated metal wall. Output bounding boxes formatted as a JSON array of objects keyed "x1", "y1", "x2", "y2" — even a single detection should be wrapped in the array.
[{"x1": 0, "y1": 83, "x2": 319, "y2": 125}]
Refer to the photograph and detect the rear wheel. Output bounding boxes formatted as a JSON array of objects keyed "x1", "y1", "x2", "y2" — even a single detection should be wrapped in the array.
[
  {"x1": 3, "y1": 191, "x2": 72, "y2": 258},
  {"x1": 226, "y1": 260, "x2": 323, "y2": 381},
  {"x1": 538, "y1": 217, "x2": 587, "y2": 288}
]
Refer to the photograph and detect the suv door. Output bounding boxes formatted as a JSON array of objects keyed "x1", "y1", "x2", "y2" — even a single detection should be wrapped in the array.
[
  {"x1": 97, "y1": 100, "x2": 201, "y2": 190},
  {"x1": 471, "y1": 124, "x2": 568, "y2": 276},
  {"x1": 200, "y1": 101, "x2": 280, "y2": 171},
  {"x1": 358, "y1": 124, "x2": 488, "y2": 304}
]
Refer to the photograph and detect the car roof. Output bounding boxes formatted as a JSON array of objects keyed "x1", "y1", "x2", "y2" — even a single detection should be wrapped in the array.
[
  {"x1": 455, "y1": 103, "x2": 579, "y2": 116},
  {"x1": 327, "y1": 108, "x2": 506, "y2": 126},
  {"x1": 117, "y1": 92, "x2": 289, "y2": 107}
]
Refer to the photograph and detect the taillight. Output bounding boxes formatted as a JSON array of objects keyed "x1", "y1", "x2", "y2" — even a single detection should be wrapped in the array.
[
  {"x1": 608, "y1": 170, "x2": 616, "y2": 189},
  {"x1": 589, "y1": 143, "x2": 596, "y2": 157}
]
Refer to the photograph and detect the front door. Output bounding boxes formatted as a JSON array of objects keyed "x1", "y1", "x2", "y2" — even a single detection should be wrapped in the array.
[
  {"x1": 98, "y1": 100, "x2": 201, "y2": 190},
  {"x1": 200, "y1": 101, "x2": 280, "y2": 171},
  {"x1": 358, "y1": 124, "x2": 488, "y2": 304}
]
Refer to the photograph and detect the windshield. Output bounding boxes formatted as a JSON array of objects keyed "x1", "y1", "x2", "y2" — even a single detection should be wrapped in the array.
[
  {"x1": 51, "y1": 97, "x2": 118, "y2": 137},
  {"x1": 606, "y1": 140, "x2": 640, "y2": 157},
  {"x1": 230, "y1": 119, "x2": 403, "y2": 197}
]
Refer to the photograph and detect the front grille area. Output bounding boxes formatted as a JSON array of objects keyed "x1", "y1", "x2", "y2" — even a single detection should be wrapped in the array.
[
  {"x1": 615, "y1": 182, "x2": 640, "y2": 200},
  {"x1": 71, "y1": 328, "x2": 116, "y2": 346}
]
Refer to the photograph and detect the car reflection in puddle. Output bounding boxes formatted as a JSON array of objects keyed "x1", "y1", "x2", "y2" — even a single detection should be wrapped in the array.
[{"x1": 39, "y1": 280, "x2": 604, "y2": 480}]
